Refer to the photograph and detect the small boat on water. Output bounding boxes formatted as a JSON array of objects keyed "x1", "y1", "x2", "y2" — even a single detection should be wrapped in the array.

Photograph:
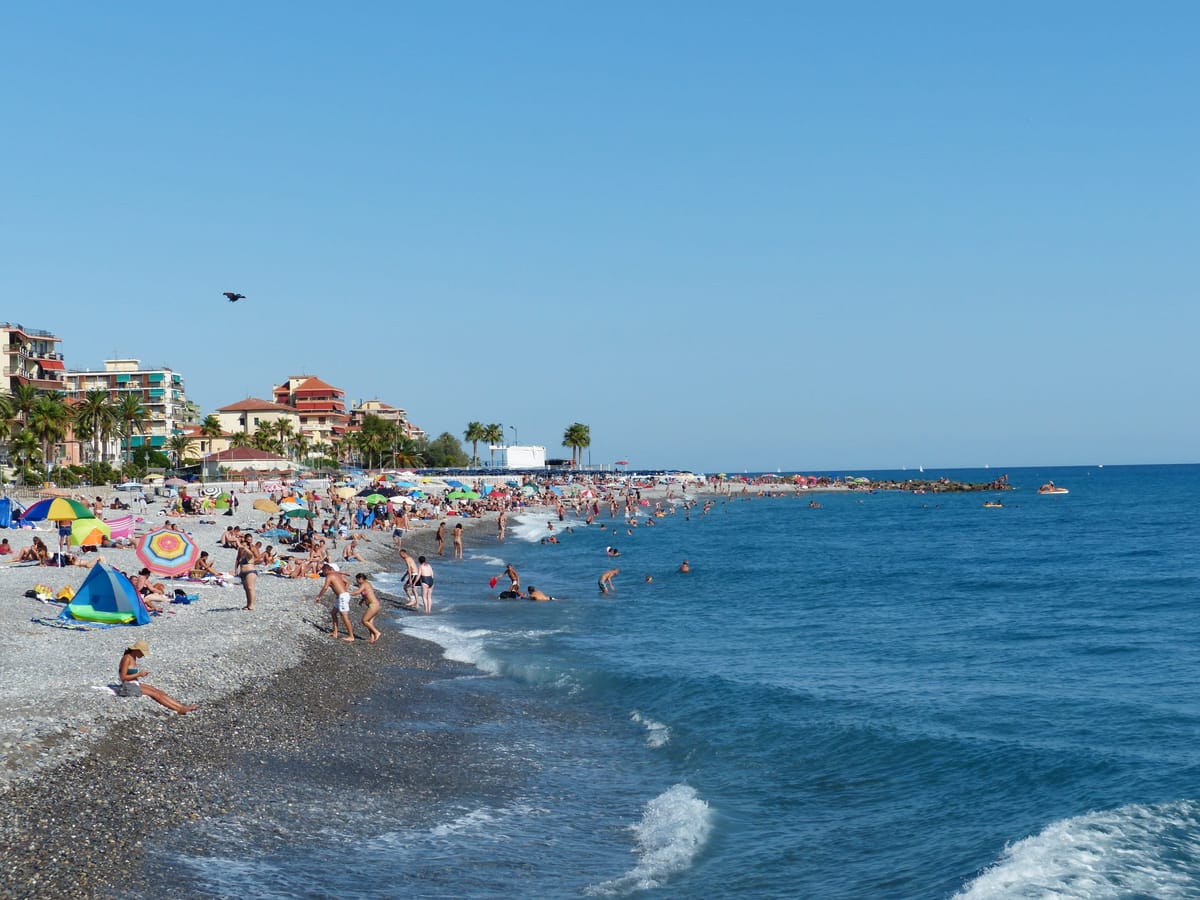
[
  {"x1": 983, "y1": 501, "x2": 1003, "y2": 508},
  {"x1": 1038, "y1": 481, "x2": 1069, "y2": 495}
]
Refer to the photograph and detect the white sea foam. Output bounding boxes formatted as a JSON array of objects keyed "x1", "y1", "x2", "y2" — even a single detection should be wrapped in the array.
[
  {"x1": 470, "y1": 553, "x2": 506, "y2": 566},
  {"x1": 631, "y1": 711, "x2": 671, "y2": 748},
  {"x1": 401, "y1": 620, "x2": 501, "y2": 674},
  {"x1": 956, "y1": 800, "x2": 1200, "y2": 898},
  {"x1": 586, "y1": 784, "x2": 713, "y2": 895},
  {"x1": 508, "y1": 513, "x2": 567, "y2": 544}
]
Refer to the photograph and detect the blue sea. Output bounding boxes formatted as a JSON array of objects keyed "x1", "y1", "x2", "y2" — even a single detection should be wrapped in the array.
[{"x1": 150, "y1": 465, "x2": 1200, "y2": 898}]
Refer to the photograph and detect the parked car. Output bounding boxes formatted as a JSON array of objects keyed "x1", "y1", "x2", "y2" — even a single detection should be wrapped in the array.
[{"x1": 114, "y1": 482, "x2": 144, "y2": 492}]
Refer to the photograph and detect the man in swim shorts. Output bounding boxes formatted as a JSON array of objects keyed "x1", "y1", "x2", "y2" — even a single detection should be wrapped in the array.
[
  {"x1": 312, "y1": 562, "x2": 355, "y2": 642},
  {"x1": 599, "y1": 567, "x2": 619, "y2": 594}
]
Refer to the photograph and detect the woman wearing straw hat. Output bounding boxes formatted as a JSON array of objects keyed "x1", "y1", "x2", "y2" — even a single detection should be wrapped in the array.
[{"x1": 118, "y1": 640, "x2": 198, "y2": 714}]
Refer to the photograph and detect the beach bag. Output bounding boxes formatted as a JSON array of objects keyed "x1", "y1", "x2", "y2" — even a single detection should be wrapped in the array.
[
  {"x1": 55, "y1": 585, "x2": 75, "y2": 601},
  {"x1": 32, "y1": 583, "x2": 54, "y2": 600}
]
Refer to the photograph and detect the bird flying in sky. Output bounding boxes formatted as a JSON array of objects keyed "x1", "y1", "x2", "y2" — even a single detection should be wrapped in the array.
[{"x1": 223, "y1": 292, "x2": 246, "y2": 302}]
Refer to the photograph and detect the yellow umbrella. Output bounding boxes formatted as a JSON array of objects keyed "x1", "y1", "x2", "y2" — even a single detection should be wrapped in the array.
[
  {"x1": 253, "y1": 499, "x2": 281, "y2": 514},
  {"x1": 335, "y1": 486, "x2": 356, "y2": 499},
  {"x1": 70, "y1": 517, "x2": 111, "y2": 547}
]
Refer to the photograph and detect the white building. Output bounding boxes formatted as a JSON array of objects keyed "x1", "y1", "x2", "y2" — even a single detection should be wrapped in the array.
[{"x1": 487, "y1": 444, "x2": 547, "y2": 469}]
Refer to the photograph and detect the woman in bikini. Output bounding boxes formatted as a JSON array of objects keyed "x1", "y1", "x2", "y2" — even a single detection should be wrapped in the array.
[
  {"x1": 351, "y1": 573, "x2": 383, "y2": 642},
  {"x1": 236, "y1": 537, "x2": 258, "y2": 610},
  {"x1": 118, "y1": 639, "x2": 197, "y2": 714}
]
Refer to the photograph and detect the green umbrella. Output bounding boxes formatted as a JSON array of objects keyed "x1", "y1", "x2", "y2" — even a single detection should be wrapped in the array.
[
  {"x1": 446, "y1": 490, "x2": 480, "y2": 500},
  {"x1": 284, "y1": 508, "x2": 315, "y2": 519},
  {"x1": 362, "y1": 493, "x2": 387, "y2": 505}
]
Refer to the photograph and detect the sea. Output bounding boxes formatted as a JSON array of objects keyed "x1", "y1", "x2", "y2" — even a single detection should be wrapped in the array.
[{"x1": 143, "y1": 464, "x2": 1200, "y2": 898}]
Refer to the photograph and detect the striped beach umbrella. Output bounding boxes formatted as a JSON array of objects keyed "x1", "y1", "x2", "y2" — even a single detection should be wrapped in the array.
[{"x1": 136, "y1": 528, "x2": 201, "y2": 576}]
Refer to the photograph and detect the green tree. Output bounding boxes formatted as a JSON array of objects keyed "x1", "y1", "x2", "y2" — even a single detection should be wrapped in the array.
[
  {"x1": 562, "y1": 422, "x2": 591, "y2": 467},
  {"x1": 481, "y1": 423, "x2": 504, "y2": 466},
  {"x1": 27, "y1": 392, "x2": 69, "y2": 474},
  {"x1": 114, "y1": 394, "x2": 149, "y2": 465},
  {"x1": 9, "y1": 429, "x2": 40, "y2": 484},
  {"x1": 74, "y1": 390, "x2": 117, "y2": 467},
  {"x1": 463, "y1": 421, "x2": 485, "y2": 466},
  {"x1": 167, "y1": 434, "x2": 197, "y2": 469},
  {"x1": 424, "y1": 432, "x2": 469, "y2": 468},
  {"x1": 229, "y1": 431, "x2": 253, "y2": 448}
]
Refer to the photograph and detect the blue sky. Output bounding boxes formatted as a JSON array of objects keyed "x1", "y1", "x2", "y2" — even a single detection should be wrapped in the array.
[{"x1": 2, "y1": 3, "x2": 1196, "y2": 472}]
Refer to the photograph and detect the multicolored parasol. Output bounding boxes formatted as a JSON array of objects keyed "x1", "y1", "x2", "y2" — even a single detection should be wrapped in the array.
[{"x1": 136, "y1": 528, "x2": 201, "y2": 576}]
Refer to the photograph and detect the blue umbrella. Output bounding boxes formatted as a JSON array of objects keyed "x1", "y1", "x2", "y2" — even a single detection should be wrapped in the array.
[{"x1": 445, "y1": 479, "x2": 466, "y2": 488}]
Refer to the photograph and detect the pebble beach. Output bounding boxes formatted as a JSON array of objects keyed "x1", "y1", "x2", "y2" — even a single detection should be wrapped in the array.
[{"x1": 0, "y1": 485, "x2": 479, "y2": 899}]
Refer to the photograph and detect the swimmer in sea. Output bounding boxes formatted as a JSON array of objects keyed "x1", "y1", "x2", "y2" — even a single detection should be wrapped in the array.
[
  {"x1": 678, "y1": 559, "x2": 690, "y2": 573},
  {"x1": 527, "y1": 585, "x2": 554, "y2": 602}
]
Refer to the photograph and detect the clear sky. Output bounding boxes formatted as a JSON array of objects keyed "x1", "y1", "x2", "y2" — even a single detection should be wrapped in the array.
[{"x1": 2, "y1": 3, "x2": 1196, "y2": 472}]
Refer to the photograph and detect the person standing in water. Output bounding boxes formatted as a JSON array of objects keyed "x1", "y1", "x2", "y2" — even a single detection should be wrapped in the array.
[
  {"x1": 599, "y1": 567, "x2": 619, "y2": 594},
  {"x1": 453, "y1": 522, "x2": 464, "y2": 559},
  {"x1": 435, "y1": 521, "x2": 446, "y2": 556},
  {"x1": 417, "y1": 555, "x2": 435, "y2": 613}
]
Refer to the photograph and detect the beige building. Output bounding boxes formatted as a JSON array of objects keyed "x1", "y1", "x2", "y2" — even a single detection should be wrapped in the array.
[{"x1": 216, "y1": 397, "x2": 301, "y2": 438}]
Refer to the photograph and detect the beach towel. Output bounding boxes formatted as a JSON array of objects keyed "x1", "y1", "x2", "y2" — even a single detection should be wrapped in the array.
[{"x1": 104, "y1": 515, "x2": 135, "y2": 540}]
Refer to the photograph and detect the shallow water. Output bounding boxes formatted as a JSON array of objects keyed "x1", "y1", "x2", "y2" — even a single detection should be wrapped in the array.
[{"x1": 145, "y1": 465, "x2": 1200, "y2": 897}]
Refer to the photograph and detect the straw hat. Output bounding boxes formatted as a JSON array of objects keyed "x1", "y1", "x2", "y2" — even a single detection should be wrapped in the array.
[{"x1": 126, "y1": 639, "x2": 150, "y2": 656}]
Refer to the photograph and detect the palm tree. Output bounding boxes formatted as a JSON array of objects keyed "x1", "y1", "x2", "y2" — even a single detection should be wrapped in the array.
[
  {"x1": 10, "y1": 383, "x2": 39, "y2": 427},
  {"x1": 293, "y1": 433, "x2": 310, "y2": 467},
  {"x1": 392, "y1": 436, "x2": 424, "y2": 469},
  {"x1": 167, "y1": 434, "x2": 197, "y2": 469},
  {"x1": 196, "y1": 414, "x2": 224, "y2": 456},
  {"x1": 463, "y1": 421, "x2": 485, "y2": 466},
  {"x1": 8, "y1": 429, "x2": 40, "y2": 484},
  {"x1": 482, "y1": 423, "x2": 504, "y2": 466},
  {"x1": 114, "y1": 394, "x2": 148, "y2": 466},
  {"x1": 275, "y1": 417, "x2": 295, "y2": 460},
  {"x1": 27, "y1": 393, "x2": 69, "y2": 475},
  {"x1": 229, "y1": 431, "x2": 253, "y2": 448},
  {"x1": 562, "y1": 422, "x2": 591, "y2": 467},
  {"x1": 74, "y1": 390, "x2": 117, "y2": 467},
  {"x1": 0, "y1": 394, "x2": 13, "y2": 450}
]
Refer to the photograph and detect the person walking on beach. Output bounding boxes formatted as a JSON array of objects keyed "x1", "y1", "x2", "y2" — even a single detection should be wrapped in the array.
[
  {"x1": 351, "y1": 573, "x2": 382, "y2": 643},
  {"x1": 117, "y1": 640, "x2": 198, "y2": 714},
  {"x1": 417, "y1": 555, "x2": 435, "y2": 613},
  {"x1": 599, "y1": 567, "x2": 619, "y2": 594},
  {"x1": 497, "y1": 509, "x2": 506, "y2": 541},
  {"x1": 435, "y1": 521, "x2": 445, "y2": 556},
  {"x1": 453, "y1": 522, "x2": 464, "y2": 559},
  {"x1": 313, "y1": 562, "x2": 355, "y2": 642}
]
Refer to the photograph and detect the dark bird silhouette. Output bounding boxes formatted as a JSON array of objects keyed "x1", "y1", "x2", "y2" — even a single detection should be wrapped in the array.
[{"x1": 223, "y1": 292, "x2": 246, "y2": 303}]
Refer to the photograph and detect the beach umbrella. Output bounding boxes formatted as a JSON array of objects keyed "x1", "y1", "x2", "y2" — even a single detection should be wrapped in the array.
[
  {"x1": 505, "y1": 480, "x2": 520, "y2": 488},
  {"x1": 201, "y1": 486, "x2": 220, "y2": 496},
  {"x1": 70, "y1": 517, "x2": 111, "y2": 547},
  {"x1": 445, "y1": 479, "x2": 466, "y2": 488},
  {"x1": 253, "y1": 499, "x2": 280, "y2": 514},
  {"x1": 164, "y1": 477, "x2": 188, "y2": 487},
  {"x1": 362, "y1": 493, "x2": 387, "y2": 505},
  {"x1": 335, "y1": 486, "x2": 356, "y2": 499},
  {"x1": 284, "y1": 508, "x2": 315, "y2": 519},
  {"x1": 615, "y1": 460, "x2": 629, "y2": 466},
  {"x1": 136, "y1": 527, "x2": 201, "y2": 576},
  {"x1": 20, "y1": 497, "x2": 92, "y2": 522},
  {"x1": 520, "y1": 485, "x2": 538, "y2": 496}
]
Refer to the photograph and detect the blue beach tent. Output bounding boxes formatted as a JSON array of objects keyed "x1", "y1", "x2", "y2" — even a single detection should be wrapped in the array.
[
  {"x1": 60, "y1": 562, "x2": 151, "y2": 626},
  {"x1": 0, "y1": 497, "x2": 11, "y2": 529}
]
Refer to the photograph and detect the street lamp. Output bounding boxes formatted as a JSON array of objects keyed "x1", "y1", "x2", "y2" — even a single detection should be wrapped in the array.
[{"x1": 509, "y1": 425, "x2": 519, "y2": 445}]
